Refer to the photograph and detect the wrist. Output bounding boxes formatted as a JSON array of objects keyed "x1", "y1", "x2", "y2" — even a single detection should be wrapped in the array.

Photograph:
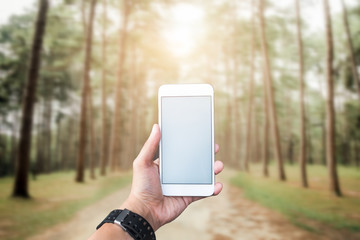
[
  {"x1": 89, "y1": 223, "x2": 133, "y2": 240},
  {"x1": 120, "y1": 197, "x2": 159, "y2": 231}
]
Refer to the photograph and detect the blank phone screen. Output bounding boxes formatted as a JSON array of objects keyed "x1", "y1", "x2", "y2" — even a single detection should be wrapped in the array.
[{"x1": 161, "y1": 96, "x2": 212, "y2": 184}]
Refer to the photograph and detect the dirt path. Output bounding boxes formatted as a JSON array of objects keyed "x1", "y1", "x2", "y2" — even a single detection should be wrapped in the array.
[
  {"x1": 157, "y1": 171, "x2": 323, "y2": 240},
  {"x1": 28, "y1": 185, "x2": 132, "y2": 240},
  {"x1": 28, "y1": 170, "x2": 323, "y2": 240}
]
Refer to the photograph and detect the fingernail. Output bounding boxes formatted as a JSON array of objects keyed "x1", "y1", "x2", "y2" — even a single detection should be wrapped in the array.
[{"x1": 150, "y1": 124, "x2": 156, "y2": 136}]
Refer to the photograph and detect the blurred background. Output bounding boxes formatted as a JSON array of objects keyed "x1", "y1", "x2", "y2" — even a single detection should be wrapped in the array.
[{"x1": 0, "y1": 0, "x2": 359, "y2": 239}]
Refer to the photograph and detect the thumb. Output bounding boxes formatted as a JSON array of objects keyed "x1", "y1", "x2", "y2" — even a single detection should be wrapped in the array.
[{"x1": 135, "y1": 124, "x2": 161, "y2": 166}]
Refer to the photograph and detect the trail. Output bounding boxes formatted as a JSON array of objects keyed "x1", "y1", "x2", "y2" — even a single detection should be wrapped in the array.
[{"x1": 28, "y1": 170, "x2": 324, "y2": 240}]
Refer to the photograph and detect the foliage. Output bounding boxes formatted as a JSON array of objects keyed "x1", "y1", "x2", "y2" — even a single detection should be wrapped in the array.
[{"x1": 0, "y1": 13, "x2": 34, "y2": 114}]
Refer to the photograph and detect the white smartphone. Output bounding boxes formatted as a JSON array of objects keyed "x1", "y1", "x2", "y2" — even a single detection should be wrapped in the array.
[{"x1": 158, "y1": 84, "x2": 215, "y2": 196}]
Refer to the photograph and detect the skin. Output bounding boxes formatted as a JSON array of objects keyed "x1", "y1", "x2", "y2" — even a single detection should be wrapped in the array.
[{"x1": 89, "y1": 124, "x2": 224, "y2": 239}]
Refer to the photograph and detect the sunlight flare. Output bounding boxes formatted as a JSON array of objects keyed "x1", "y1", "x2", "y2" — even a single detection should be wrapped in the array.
[{"x1": 162, "y1": 3, "x2": 204, "y2": 57}]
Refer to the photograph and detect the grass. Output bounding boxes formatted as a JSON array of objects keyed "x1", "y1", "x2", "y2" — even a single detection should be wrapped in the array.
[
  {"x1": 0, "y1": 170, "x2": 131, "y2": 240},
  {"x1": 231, "y1": 164, "x2": 360, "y2": 234}
]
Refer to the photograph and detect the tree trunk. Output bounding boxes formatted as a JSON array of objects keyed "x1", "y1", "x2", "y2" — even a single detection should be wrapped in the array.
[
  {"x1": 244, "y1": 0, "x2": 256, "y2": 172},
  {"x1": 36, "y1": 102, "x2": 45, "y2": 173},
  {"x1": 129, "y1": 41, "x2": 138, "y2": 161},
  {"x1": 12, "y1": 0, "x2": 49, "y2": 198},
  {"x1": 321, "y1": 120, "x2": 326, "y2": 165},
  {"x1": 233, "y1": 61, "x2": 241, "y2": 168},
  {"x1": 43, "y1": 78, "x2": 53, "y2": 173},
  {"x1": 75, "y1": 0, "x2": 97, "y2": 183},
  {"x1": 88, "y1": 84, "x2": 96, "y2": 179},
  {"x1": 259, "y1": 0, "x2": 286, "y2": 181},
  {"x1": 100, "y1": 0, "x2": 108, "y2": 176},
  {"x1": 254, "y1": 102, "x2": 261, "y2": 163},
  {"x1": 296, "y1": 0, "x2": 308, "y2": 187},
  {"x1": 340, "y1": 0, "x2": 360, "y2": 104},
  {"x1": 355, "y1": 142, "x2": 360, "y2": 168},
  {"x1": 341, "y1": 140, "x2": 350, "y2": 165},
  {"x1": 109, "y1": 0, "x2": 130, "y2": 172},
  {"x1": 223, "y1": 44, "x2": 236, "y2": 167},
  {"x1": 224, "y1": 101, "x2": 233, "y2": 166},
  {"x1": 62, "y1": 118, "x2": 73, "y2": 170},
  {"x1": 55, "y1": 119, "x2": 62, "y2": 170},
  {"x1": 262, "y1": 66, "x2": 269, "y2": 177},
  {"x1": 287, "y1": 135, "x2": 294, "y2": 165},
  {"x1": 306, "y1": 115, "x2": 314, "y2": 165},
  {"x1": 10, "y1": 111, "x2": 20, "y2": 175},
  {"x1": 323, "y1": 0, "x2": 341, "y2": 196}
]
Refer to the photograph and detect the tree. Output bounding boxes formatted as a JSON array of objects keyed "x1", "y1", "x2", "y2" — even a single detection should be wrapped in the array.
[
  {"x1": 296, "y1": 0, "x2": 308, "y2": 188},
  {"x1": 100, "y1": 0, "x2": 108, "y2": 176},
  {"x1": 323, "y1": 0, "x2": 341, "y2": 196},
  {"x1": 244, "y1": 0, "x2": 256, "y2": 172},
  {"x1": 75, "y1": 0, "x2": 97, "y2": 182},
  {"x1": 231, "y1": 1, "x2": 241, "y2": 168},
  {"x1": 88, "y1": 84, "x2": 96, "y2": 179},
  {"x1": 12, "y1": 0, "x2": 49, "y2": 198},
  {"x1": 262, "y1": 65, "x2": 270, "y2": 177},
  {"x1": 340, "y1": 0, "x2": 360, "y2": 105},
  {"x1": 109, "y1": 0, "x2": 131, "y2": 171},
  {"x1": 258, "y1": 0, "x2": 286, "y2": 181}
]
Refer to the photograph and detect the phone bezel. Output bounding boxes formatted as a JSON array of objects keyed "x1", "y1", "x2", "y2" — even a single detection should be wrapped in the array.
[{"x1": 158, "y1": 83, "x2": 215, "y2": 196}]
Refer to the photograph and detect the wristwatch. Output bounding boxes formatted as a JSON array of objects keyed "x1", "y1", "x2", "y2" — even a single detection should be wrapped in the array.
[{"x1": 96, "y1": 209, "x2": 156, "y2": 240}]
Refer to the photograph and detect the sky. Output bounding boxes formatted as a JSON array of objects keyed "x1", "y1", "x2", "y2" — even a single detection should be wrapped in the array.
[
  {"x1": 1, "y1": 0, "x2": 358, "y2": 26},
  {"x1": 0, "y1": 0, "x2": 36, "y2": 25}
]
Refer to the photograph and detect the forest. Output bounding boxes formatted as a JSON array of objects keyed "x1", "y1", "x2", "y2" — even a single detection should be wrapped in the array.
[{"x1": 0, "y1": 0, "x2": 359, "y2": 239}]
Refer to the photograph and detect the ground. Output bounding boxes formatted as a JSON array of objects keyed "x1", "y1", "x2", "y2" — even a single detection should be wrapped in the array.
[{"x1": 28, "y1": 170, "x2": 328, "y2": 240}]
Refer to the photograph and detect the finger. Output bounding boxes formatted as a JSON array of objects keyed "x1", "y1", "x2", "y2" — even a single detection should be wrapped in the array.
[
  {"x1": 154, "y1": 159, "x2": 159, "y2": 166},
  {"x1": 214, "y1": 160, "x2": 224, "y2": 175},
  {"x1": 135, "y1": 124, "x2": 161, "y2": 166},
  {"x1": 213, "y1": 182, "x2": 223, "y2": 196},
  {"x1": 215, "y1": 144, "x2": 220, "y2": 154},
  {"x1": 191, "y1": 182, "x2": 223, "y2": 202}
]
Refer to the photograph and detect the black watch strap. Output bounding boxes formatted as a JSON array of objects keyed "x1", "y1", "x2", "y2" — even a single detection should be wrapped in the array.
[
  {"x1": 96, "y1": 209, "x2": 156, "y2": 240},
  {"x1": 96, "y1": 209, "x2": 122, "y2": 230}
]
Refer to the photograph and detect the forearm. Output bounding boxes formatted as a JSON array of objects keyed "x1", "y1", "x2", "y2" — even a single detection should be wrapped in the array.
[{"x1": 88, "y1": 223, "x2": 133, "y2": 240}]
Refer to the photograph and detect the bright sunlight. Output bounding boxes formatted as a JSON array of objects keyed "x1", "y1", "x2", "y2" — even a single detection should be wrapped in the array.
[{"x1": 162, "y1": 3, "x2": 205, "y2": 57}]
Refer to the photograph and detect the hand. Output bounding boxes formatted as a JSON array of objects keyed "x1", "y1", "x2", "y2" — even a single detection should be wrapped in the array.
[{"x1": 120, "y1": 124, "x2": 224, "y2": 231}]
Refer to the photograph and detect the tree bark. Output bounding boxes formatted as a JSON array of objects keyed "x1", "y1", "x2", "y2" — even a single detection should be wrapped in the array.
[
  {"x1": 318, "y1": 78, "x2": 327, "y2": 165},
  {"x1": 323, "y1": 0, "x2": 341, "y2": 196},
  {"x1": 259, "y1": 0, "x2": 286, "y2": 181},
  {"x1": 340, "y1": 0, "x2": 360, "y2": 104},
  {"x1": 355, "y1": 142, "x2": 360, "y2": 168},
  {"x1": 55, "y1": 118, "x2": 62, "y2": 170},
  {"x1": 233, "y1": 60, "x2": 241, "y2": 168},
  {"x1": 36, "y1": 101, "x2": 45, "y2": 173},
  {"x1": 129, "y1": 41, "x2": 138, "y2": 161},
  {"x1": 88, "y1": 84, "x2": 96, "y2": 179},
  {"x1": 262, "y1": 66, "x2": 269, "y2": 177},
  {"x1": 287, "y1": 135, "x2": 294, "y2": 165},
  {"x1": 254, "y1": 102, "x2": 262, "y2": 163},
  {"x1": 244, "y1": 0, "x2": 256, "y2": 172},
  {"x1": 109, "y1": 0, "x2": 130, "y2": 172},
  {"x1": 296, "y1": 0, "x2": 308, "y2": 188},
  {"x1": 100, "y1": 0, "x2": 108, "y2": 176},
  {"x1": 10, "y1": 111, "x2": 20, "y2": 175},
  {"x1": 12, "y1": 0, "x2": 49, "y2": 198},
  {"x1": 43, "y1": 78, "x2": 53, "y2": 173},
  {"x1": 75, "y1": 0, "x2": 97, "y2": 182}
]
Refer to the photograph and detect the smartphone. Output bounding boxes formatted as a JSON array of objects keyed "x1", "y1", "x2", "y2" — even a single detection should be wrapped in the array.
[{"x1": 158, "y1": 84, "x2": 214, "y2": 196}]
